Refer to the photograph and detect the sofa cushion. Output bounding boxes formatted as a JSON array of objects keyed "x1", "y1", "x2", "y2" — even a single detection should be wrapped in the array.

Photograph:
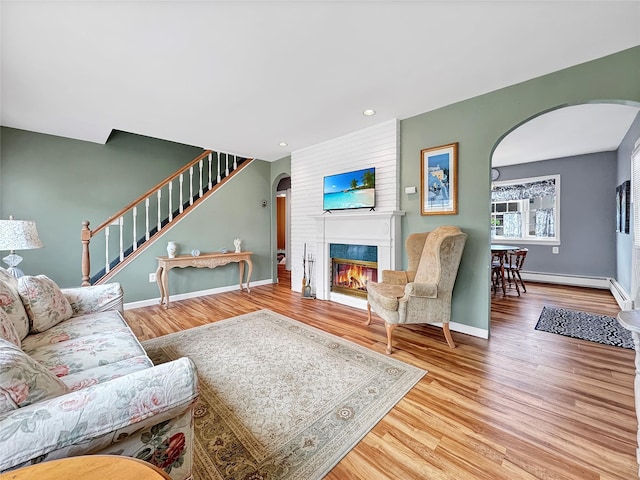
[
  {"x1": 18, "y1": 275, "x2": 73, "y2": 333},
  {"x1": 28, "y1": 330, "x2": 147, "y2": 377},
  {"x1": 0, "y1": 271, "x2": 30, "y2": 341},
  {"x1": 367, "y1": 282, "x2": 405, "y2": 311},
  {"x1": 0, "y1": 338, "x2": 70, "y2": 413},
  {"x1": 0, "y1": 308, "x2": 21, "y2": 348},
  {"x1": 61, "y1": 355, "x2": 154, "y2": 391},
  {"x1": 21, "y1": 310, "x2": 132, "y2": 353}
]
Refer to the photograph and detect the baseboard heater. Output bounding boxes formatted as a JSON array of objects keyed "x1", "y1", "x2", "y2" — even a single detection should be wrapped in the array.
[
  {"x1": 520, "y1": 272, "x2": 633, "y2": 310},
  {"x1": 609, "y1": 278, "x2": 634, "y2": 311},
  {"x1": 520, "y1": 271, "x2": 609, "y2": 289}
]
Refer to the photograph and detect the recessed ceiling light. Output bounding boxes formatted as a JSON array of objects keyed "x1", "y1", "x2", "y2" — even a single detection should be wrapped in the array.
[
  {"x1": 363, "y1": 109, "x2": 376, "y2": 116},
  {"x1": 278, "y1": 142, "x2": 288, "y2": 147}
]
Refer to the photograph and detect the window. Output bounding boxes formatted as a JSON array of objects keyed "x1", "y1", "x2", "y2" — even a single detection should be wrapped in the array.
[{"x1": 491, "y1": 174, "x2": 560, "y2": 244}]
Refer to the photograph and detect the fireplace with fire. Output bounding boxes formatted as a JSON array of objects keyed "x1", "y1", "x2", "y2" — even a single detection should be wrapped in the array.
[{"x1": 331, "y1": 258, "x2": 378, "y2": 298}]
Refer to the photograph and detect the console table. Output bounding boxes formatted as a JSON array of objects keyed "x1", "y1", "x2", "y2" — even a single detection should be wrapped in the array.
[
  {"x1": 617, "y1": 310, "x2": 640, "y2": 478},
  {"x1": 156, "y1": 251, "x2": 253, "y2": 309}
]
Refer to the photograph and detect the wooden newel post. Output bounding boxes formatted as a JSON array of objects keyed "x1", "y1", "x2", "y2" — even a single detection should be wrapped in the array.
[{"x1": 81, "y1": 220, "x2": 91, "y2": 286}]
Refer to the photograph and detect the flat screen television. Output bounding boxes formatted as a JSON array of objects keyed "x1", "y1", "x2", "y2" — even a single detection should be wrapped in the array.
[{"x1": 323, "y1": 167, "x2": 375, "y2": 211}]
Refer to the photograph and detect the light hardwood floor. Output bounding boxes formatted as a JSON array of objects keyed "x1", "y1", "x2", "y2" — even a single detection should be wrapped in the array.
[{"x1": 124, "y1": 267, "x2": 638, "y2": 479}]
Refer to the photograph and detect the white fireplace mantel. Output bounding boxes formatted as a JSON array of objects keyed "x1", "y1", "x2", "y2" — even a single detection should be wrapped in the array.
[{"x1": 312, "y1": 210, "x2": 405, "y2": 309}]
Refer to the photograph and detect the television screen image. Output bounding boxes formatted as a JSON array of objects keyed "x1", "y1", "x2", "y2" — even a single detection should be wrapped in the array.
[{"x1": 323, "y1": 167, "x2": 375, "y2": 211}]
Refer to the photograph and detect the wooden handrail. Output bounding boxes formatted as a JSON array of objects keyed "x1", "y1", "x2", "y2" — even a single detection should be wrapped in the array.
[
  {"x1": 90, "y1": 149, "x2": 212, "y2": 235},
  {"x1": 90, "y1": 158, "x2": 253, "y2": 286},
  {"x1": 81, "y1": 150, "x2": 253, "y2": 286}
]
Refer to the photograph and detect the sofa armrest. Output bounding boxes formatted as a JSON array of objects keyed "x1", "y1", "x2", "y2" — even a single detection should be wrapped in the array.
[
  {"x1": 0, "y1": 357, "x2": 198, "y2": 471},
  {"x1": 62, "y1": 283, "x2": 124, "y2": 315}
]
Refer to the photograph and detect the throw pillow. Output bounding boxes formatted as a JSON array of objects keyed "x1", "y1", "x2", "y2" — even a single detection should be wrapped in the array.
[
  {"x1": 0, "y1": 338, "x2": 70, "y2": 413},
  {"x1": 0, "y1": 274, "x2": 30, "y2": 340},
  {"x1": 18, "y1": 275, "x2": 73, "y2": 333},
  {"x1": 0, "y1": 308, "x2": 21, "y2": 347}
]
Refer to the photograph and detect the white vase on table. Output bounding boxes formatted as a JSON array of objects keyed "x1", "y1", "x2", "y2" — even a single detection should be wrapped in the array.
[{"x1": 167, "y1": 241, "x2": 177, "y2": 258}]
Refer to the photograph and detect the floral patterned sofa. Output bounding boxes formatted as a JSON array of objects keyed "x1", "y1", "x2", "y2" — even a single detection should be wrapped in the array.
[{"x1": 0, "y1": 270, "x2": 198, "y2": 480}]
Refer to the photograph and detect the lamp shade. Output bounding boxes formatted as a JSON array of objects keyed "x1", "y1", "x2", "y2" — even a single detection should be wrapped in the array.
[{"x1": 0, "y1": 218, "x2": 44, "y2": 251}]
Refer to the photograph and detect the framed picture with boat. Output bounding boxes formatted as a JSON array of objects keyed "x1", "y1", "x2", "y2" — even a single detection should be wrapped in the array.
[{"x1": 420, "y1": 142, "x2": 458, "y2": 215}]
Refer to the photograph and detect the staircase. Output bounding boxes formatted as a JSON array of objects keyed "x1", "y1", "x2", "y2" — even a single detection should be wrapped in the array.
[{"x1": 81, "y1": 150, "x2": 253, "y2": 285}]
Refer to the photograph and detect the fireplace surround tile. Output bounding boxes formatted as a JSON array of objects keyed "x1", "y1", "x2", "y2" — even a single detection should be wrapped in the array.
[{"x1": 329, "y1": 244, "x2": 377, "y2": 263}]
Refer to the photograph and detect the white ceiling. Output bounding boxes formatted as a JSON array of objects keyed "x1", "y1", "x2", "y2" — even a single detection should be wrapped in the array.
[
  {"x1": 492, "y1": 103, "x2": 640, "y2": 167},
  {"x1": 1, "y1": 1, "x2": 640, "y2": 162}
]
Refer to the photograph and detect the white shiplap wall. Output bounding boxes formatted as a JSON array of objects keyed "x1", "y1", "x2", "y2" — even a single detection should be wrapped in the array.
[{"x1": 290, "y1": 119, "x2": 399, "y2": 294}]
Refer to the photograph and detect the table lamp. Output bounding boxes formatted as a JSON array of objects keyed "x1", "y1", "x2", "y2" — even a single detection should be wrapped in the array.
[{"x1": 0, "y1": 215, "x2": 44, "y2": 278}]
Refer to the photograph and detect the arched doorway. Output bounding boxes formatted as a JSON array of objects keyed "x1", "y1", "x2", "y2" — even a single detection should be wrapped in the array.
[
  {"x1": 274, "y1": 174, "x2": 291, "y2": 283},
  {"x1": 490, "y1": 102, "x2": 640, "y2": 306}
]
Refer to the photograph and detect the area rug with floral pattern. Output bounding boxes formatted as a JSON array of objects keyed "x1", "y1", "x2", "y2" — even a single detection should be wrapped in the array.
[
  {"x1": 535, "y1": 305, "x2": 633, "y2": 349},
  {"x1": 142, "y1": 309, "x2": 425, "y2": 480}
]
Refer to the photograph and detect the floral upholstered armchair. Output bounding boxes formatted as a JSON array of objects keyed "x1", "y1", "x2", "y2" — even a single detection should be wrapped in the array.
[
  {"x1": 0, "y1": 269, "x2": 198, "y2": 479},
  {"x1": 365, "y1": 225, "x2": 467, "y2": 354}
]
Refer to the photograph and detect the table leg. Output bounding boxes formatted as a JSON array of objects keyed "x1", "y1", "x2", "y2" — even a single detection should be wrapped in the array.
[
  {"x1": 238, "y1": 261, "x2": 245, "y2": 291},
  {"x1": 156, "y1": 265, "x2": 165, "y2": 306},
  {"x1": 161, "y1": 266, "x2": 170, "y2": 309},
  {"x1": 245, "y1": 258, "x2": 253, "y2": 293}
]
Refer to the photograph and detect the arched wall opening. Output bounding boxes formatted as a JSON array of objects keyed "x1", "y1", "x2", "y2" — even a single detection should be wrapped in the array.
[{"x1": 489, "y1": 100, "x2": 640, "y2": 315}]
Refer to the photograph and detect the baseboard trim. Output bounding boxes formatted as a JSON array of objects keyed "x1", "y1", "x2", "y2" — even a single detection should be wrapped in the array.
[
  {"x1": 434, "y1": 321, "x2": 489, "y2": 340},
  {"x1": 124, "y1": 279, "x2": 274, "y2": 310},
  {"x1": 520, "y1": 271, "x2": 610, "y2": 289}
]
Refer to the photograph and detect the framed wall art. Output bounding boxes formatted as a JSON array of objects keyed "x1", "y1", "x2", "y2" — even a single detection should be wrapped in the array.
[
  {"x1": 617, "y1": 179, "x2": 630, "y2": 234},
  {"x1": 420, "y1": 142, "x2": 458, "y2": 215}
]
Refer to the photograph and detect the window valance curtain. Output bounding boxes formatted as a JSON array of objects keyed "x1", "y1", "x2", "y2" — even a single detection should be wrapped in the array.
[{"x1": 491, "y1": 178, "x2": 556, "y2": 202}]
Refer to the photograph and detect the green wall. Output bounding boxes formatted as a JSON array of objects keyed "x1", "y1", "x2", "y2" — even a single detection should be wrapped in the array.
[
  {"x1": 0, "y1": 128, "x2": 202, "y2": 287},
  {"x1": 400, "y1": 45, "x2": 640, "y2": 332},
  {"x1": 0, "y1": 126, "x2": 274, "y2": 302}
]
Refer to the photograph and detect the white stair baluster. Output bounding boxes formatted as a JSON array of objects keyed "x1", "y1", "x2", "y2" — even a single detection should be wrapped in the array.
[
  {"x1": 179, "y1": 174, "x2": 184, "y2": 213},
  {"x1": 157, "y1": 189, "x2": 162, "y2": 231},
  {"x1": 145, "y1": 197, "x2": 150, "y2": 241},
  {"x1": 216, "y1": 152, "x2": 221, "y2": 183},
  {"x1": 105, "y1": 227, "x2": 110, "y2": 273},
  {"x1": 199, "y1": 159, "x2": 204, "y2": 197},
  {"x1": 168, "y1": 181, "x2": 173, "y2": 222},
  {"x1": 119, "y1": 216, "x2": 124, "y2": 262},
  {"x1": 189, "y1": 166, "x2": 194, "y2": 205},
  {"x1": 133, "y1": 206, "x2": 138, "y2": 251},
  {"x1": 233, "y1": 154, "x2": 237, "y2": 170},
  {"x1": 225, "y1": 153, "x2": 229, "y2": 177},
  {"x1": 208, "y1": 152, "x2": 213, "y2": 189}
]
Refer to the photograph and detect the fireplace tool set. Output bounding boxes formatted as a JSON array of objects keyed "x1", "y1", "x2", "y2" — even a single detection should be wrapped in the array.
[{"x1": 302, "y1": 243, "x2": 315, "y2": 299}]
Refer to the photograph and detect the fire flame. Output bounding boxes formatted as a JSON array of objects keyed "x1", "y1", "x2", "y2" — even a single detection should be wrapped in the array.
[{"x1": 334, "y1": 263, "x2": 377, "y2": 291}]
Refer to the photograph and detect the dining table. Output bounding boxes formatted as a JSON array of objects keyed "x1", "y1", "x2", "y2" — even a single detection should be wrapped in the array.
[{"x1": 491, "y1": 244, "x2": 520, "y2": 295}]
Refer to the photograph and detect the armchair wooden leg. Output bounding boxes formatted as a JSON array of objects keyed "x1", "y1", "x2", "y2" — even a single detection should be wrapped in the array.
[
  {"x1": 385, "y1": 323, "x2": 397, "y2": 354},
  {"x1": 365, "y1": 302, "x2": 372, "y2": 325},
  {"x1": 443, "y1": 323, "x2": 456, "y2": 348}
]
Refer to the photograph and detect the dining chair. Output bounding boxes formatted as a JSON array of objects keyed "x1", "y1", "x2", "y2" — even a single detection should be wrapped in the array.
[
  {"x1": 505, "y1": 248, "x2": 528, "y2": 296},
  {"x1": 491, "y1": 251, "x2": 505, "y2": 294}
]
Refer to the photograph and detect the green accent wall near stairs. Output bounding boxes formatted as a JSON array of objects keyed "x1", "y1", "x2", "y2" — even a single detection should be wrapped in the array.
[{"x1": 0, "y1": 128, "x2": 271, "y2": 301}]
